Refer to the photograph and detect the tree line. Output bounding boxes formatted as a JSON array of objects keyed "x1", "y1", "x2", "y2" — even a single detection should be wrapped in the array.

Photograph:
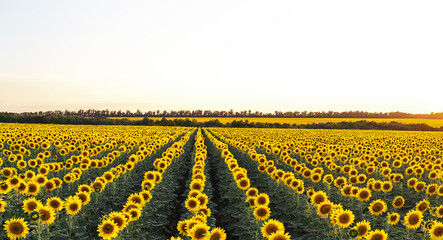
[
  {"x1": 15, "y1": 109, "x2": 443, "y2": 119},
  {"x1": 0, "y1": 112, "x2": 442, "y2": 131}
]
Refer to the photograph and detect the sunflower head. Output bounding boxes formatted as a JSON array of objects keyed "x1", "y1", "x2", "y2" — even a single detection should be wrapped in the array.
[
  {"x1": 387, "y1": 212, "x2": 400, "y2": 225},
  {"x1": 261, "y1": 219, "x2": 285, "y2": 238},
  {"x1": 97, "y1": 219, "x2": 119, "y2": 239},
  {"x1": 366, "y1": 229, "x2": 388, "y2": 240},
  {"x1": 310, "y1": 191, "x2": 328, "y2": 206},
  {"x1": 404, "y1": 209, "x2": 423, "y2": 229},
  {"x1": 254, "y1": 206, "x2": 271, "y2": 221},
  {"x1": 429, "y1": 221, "x2": 443, "y2": 240},
  {"x1": 335, "y1": 209, "x2": 355, "y2": 229},
  {"x1": 207, "y1": 227, "x2": 227, "y2": 240},
  {"x1": 188, "y1": 222, "x2": 210, "y2": 240},
  {"x1": 4, "y1": 218, "x2": 29, "y2": 240},
  {"x1": 369, "y1": 199, "x2": 387, "y2": 216}
]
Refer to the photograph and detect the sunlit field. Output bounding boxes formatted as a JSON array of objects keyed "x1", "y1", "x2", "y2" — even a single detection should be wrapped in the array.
[
  {"x1": 108, "y1": 117, "x2": 443, "y2": 128},
  {"x1": 1, "y1": 123, "x2": 443, "y2": 239}
]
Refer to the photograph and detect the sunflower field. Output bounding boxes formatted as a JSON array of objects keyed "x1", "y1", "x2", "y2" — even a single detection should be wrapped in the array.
[{"x1": 1, "y1": 123, "x2": 443, "y2": 240}]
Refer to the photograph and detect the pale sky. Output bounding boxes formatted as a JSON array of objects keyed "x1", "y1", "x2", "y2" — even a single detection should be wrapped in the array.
[{"x1": 1, "y1": 1, "x2": 442, "y2": 114}]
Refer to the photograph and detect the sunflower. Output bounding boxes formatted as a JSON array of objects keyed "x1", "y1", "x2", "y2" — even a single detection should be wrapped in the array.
[
  {"x1": 381, "y1": 182, "x2": 392, "y2": 192},
  {"x1": 261, "y1": 219, "x2": 285, "y2": 238},
  {"x1": 392, "y1": 196, "x2": 404, "y2": 209},
  {"x1": 185, "y1": 197, "x2": 200, "y2": 212},
  {"x1": 127, "y1": 208, "x2": 142, "y2": 221},
  {"x1": 78, "y1": 184, "x2": 92, "y2": 194},
  {"x1": 127, "y1": 193, "x2": 144, "y2": 206},
  {"x1": 414, "y1": 181, "x2": 426, "y2": 192},
  {"x1": 108, "y1": 212, "x2": 128, "y2": 231},
  {"x1": 140, "y1": 190, "x2": 152, "y2": 202},
  {"x1": 436, "y1": 205, "x2": 443, "y2": 218},
  {"x1": 334, "y1": 176, "x2": 347, "y2": 188},
  {"x1": 407, "y1": 178, "x2": 417, "y2": 188},
  {"x1": 404, "y1": 209, "x2": 423, "y2": 229},
  {"x1": 97, "y1": 219, "x2": 119, "y2": 240},
  {"x1": 17, "y1": 181, "x2": 28, "y2": 194},
  {"x1": 190, "y1": 180, "x2": 204, "y2": 192},
  {"x1": 44, "y1": 180, "x2": 56, "y2": 191},
  {"x1": 3, "y1": 218, "x2": 29, "y2": 240},
  {"x1": 254, "y1": 205, "x2": 271, "y2": 221},
  {"x1": 169, "y1": 237, "x2": 183, "y2": 240},
  {"x1": 416, "y1": 199, "x2": 430, "y2": 213},
  {"x1": 427, "y1": 184, "x2": 438, "y2": 196},
  {"x1": 269, "y1": 230, "x2": 291, "y2": 240},
  {"x1": 255, "y1": 193, "x2": 270, "y2": 206},
  {"x1": 188, "y1": 222, "x2": 210, "y2": 240},
  {"x1": 8, "y1": 176, "x2": 20, "y2": 188},
  {"x1": 26, "y1": 181, "x2": 40, "y2": 196},
  {"x1": 341, "y1": 185, "x2": 353, "y2": 197},
  {"x1": 365, "y1": 229, "x2": 388, "y2": 240},
  {"x1": 0, "y1": 199, "x2": 7, "y2": 212},
  {"x1": 387, "y1": 212, "x2": 400, "y2": 225},
  {"x1": 335, "y1": 209, "x2": 355, "y2": 229},
  {"x1": 76, "y1": 192, "x2": 91, "y2": 205},
  {"x1": 37, "y1": 206, "x2": 55, "y2": 225},
  {"x1": 46, "y1": 197, "x2": 64, "y2": 211},
  {"x1": 372, "y1": 181, "x2": 382, "y2": 192},
  {"x1": 177, "y1": 220, "x2": 188, "y2": 236},
  {"x1": 23, "y1": 197, "x2": 43, "y2": 214},
  {"x1": 357, "y1": 188, "x2": 372, "y2": 202},
  {"x1": 65, "y1": 196, "x2": 82, "y2": 215},
  {"x1": 246, "y1": 187, "x2": 258, "y2": 198},
  {"x1": 368, "y1": 199, "x2": 387, "y2": 216},
  {"x1": 0, "y1": 182, "x2": 12, "y2": 194},
  {"x1": 207, "y1": 227, "x2": 226, "y2": 240},
  {"x1": 317, "y1": 201, "x2": 333, "y2": 218},
  {"x1": 354, "y1": 220, "x2": 371, "y2": 239},
  {"x1": 310, "y1": 191, "x2": 328, "y2": 206},
  {"x1": 429, "y1": 221, "x2": 443, "y2": 240},
  {"x1": 236, "y1": 178, "x2": 250, "y2": 190}
]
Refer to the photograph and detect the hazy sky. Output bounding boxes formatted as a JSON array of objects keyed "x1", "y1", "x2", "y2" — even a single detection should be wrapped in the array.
[{"x1": 1, "y1": 1, "x2": 442, "y2": 114}]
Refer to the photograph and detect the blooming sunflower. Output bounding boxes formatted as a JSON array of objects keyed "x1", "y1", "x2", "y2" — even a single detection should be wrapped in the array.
[
  {"x1": 188, "y1": 222, "x2": 210, "y2": 240},
  {"x1": 4, "y1": 218, "x2": 29, "y2": 240},
  {"x1": 0, "y1": 199, "x2": 7, "y2": 212},
  {"x1": 23, "y1": 197, "x2": 43, "y2": 214},
  {"x1": 387, "y1": 212, "x2": 400, "y2": 225},
  {"x1": 317, "y1": 201, "x2": 333, "y2": 218},
  {"x1": 404, "y1": 209, "x2": 423, "y2": 229},
  {"x1": 207, "y1": 227, "x2": 226, "y2": 240},
  {"x1": 368, "y1": 199, "x2": 387, "y2": 216},
  {"x1": 246, "y1": 187, "x2": 258, "y2": 198},
  {"x1": 416, "y1": 199, "x2": 430, "y2": 213},
  {"x1": 365, "y1": 229, "x2": 388, "y2": 240},
  {"x1": 261, "y1": 219, "x2": 285, "y2": 238},
  {"x1": 254, "y1": 205, "x2": 271, "y2": 221},
  {"x1": 255, "y1": 193, "x2": 270, "y2": 206},
  {"x1": 37, "y1": 206, "x2": 55, "y2": 225},
  {"x1": 185, "y1": 197, "x2": 200, "y2": 212},
  {"x1": 429, "y1": 221, "x2": 443, "y2": 240},
  {"x1": 392, "y1": 196, "x2": 405, "y2": 209},
  {"x1": 335, "y1": 209, "x2": 355, "y2": 229},
  {"x1": 310, "y1": 191, "x2": 328, "y2": 206},
  {"x1": 354, "y1": 220, "x2": 371, "y2": 239},
  {"x1": 65, "y1": 196, "x2": 82, "y2": 215},
  {"x1": 97, "y1": 219, "x2": 119, "y2": 240},
  {"x1": 46, "y1": 197, "x2": 64, "y2": 211},
  {"x1": 108, "y1": 212, "x2": 128, "y2": 231},
  {"x1": 357, "y1": 188, "x2": 372, "y2": 202},
  {"x1": 436, "y1": 205, "x2": 443, "y2": 218},
  {"x1": 269, "y1": 230, "x2": 291, "y2": 240}
]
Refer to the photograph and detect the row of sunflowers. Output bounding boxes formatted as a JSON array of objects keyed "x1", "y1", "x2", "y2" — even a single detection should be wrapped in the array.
[{"x1": 1, "y1": 123, "x2": 443, "y2": 239}]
